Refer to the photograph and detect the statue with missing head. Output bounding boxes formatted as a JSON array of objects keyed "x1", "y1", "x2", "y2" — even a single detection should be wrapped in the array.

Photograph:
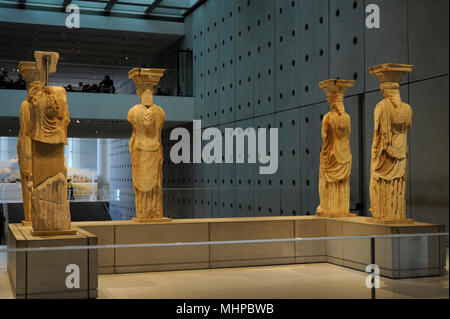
[
  {"x1": 368, "y1": 64, "x2": 414, "y2": 224},
  {"x1": 316, "y1": 79, "x2": 356, "y2": 218},
  {"x1": 127, "y1": 68, "x2": 170, "y2": 223}
]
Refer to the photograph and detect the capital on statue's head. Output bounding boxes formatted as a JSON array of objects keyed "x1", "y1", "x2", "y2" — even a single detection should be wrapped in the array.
[
  {"x1": 319, "y1": 79, "x2": 355, "y2": 99},
  {"x1": 18, "y1": 61, "x2": 41, "y2": 85},
  {"x1": 34, "y1": 51, "x2": 59, "y2": 83},
  {"x1": 369, "y1": 63, "x2": 413, "y2": 88},
  {"x1": 128, "y1": 68, "x2": 166, "y2": 88}
]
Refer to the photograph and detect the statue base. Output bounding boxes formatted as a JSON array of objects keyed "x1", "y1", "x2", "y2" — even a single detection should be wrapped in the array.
[
  {"x1": 31, "y1": 229, "x2": 77, "y2": 236},
  {"x1": 316, "y1": 212, "x2": 356, "y2": 218},
  {"x1": 8, "y1": 224, "x2": 98, "y2": 299},
  {"x1": 132, "y1": 217, "x2": 172, "y2": 224},
  {"x1": 21, "y1": 220, "x2": 32, "y2": 226},
  {"x1": 365, "y1": 217, "x2": 415, "y2": 225}
]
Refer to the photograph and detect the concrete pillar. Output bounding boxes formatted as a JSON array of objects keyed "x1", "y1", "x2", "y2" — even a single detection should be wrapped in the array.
[{"x1": 97, "y1": 138, "x2": 110, "y2": 199}]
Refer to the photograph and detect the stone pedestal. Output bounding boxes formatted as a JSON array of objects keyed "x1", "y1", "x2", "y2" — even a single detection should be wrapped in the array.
[
  {"x1": 73, "y1": 216, "x2": 445, "y2": 279},
  {"x1": 7, "y1": 224, "x2": 98, "y2": 299}
]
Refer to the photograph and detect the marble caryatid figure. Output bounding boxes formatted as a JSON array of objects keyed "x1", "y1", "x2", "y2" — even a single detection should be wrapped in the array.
[
  {"x1": 17, "y1": 61, "x2": 41, "y2": 226},
  {"x1": 128, "y1": 68, "x2": 170, "y2": 223},
  {"x1": 368, "y1": 63, "x2": 414, "y2": 224},
  {"x1": 316, "y1": 79, "x2": 355, "y2": 218},
  {"x1": 27, "y1": 51, "x2": 75, "y2": 235}
]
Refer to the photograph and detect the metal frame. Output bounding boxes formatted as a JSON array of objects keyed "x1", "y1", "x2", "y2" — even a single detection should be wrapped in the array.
[{"x1": 0, "y1": 0, "x2": 208, "y2": 21}]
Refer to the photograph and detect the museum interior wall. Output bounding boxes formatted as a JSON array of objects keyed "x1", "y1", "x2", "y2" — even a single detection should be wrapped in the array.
[
  {"x1": 106, "y1": 0, "x2": 450, "y2": 231},
  {"x1": 0, "y1": 0, "x2": 448, "y2": 231}
]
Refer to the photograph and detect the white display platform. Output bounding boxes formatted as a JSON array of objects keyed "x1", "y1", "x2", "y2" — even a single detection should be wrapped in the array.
[
  {"x1": 73, "y1": 216, "x2": 446, "y2": 279},
  {"x1": 7, "y1": 224, "x2": 98, "y2": 299}
]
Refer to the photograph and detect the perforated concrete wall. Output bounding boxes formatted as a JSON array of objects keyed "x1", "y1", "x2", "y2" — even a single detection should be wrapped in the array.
[
  {"x1": 110, "y1": 0, "x2": 448, "y2": 232},
  {"x1": 182, "y1": 0, "x2": 449, "y2": 228}
]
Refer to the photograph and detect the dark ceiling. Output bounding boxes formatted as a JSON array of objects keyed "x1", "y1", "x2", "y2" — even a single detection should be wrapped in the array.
[{"x1": 0, "y1": 21, "x2": 182, "y2": 66}]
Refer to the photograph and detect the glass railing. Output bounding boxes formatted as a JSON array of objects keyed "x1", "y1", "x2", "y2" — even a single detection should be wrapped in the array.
[{"x1": 0, "y1": 232, "x2": 447, "y2": 299}]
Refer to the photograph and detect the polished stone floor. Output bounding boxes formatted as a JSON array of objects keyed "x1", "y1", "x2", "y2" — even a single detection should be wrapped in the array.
[{"x1": 0, "y1": 246, "x2": 448, "y2": 299}]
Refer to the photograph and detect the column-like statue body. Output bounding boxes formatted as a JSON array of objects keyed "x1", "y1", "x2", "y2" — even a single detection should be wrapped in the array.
[
  {"x1": 316, "y1": 79, "x2": 355, "y2": 218},
  {"x1": 128, "y1": 68, "x2": 170, "y2": 223},
  {"x1": 17, "y1": 61, "x2": 41, "y2": 225},
  {"x1": 368, "y1": 63, "x2": 414, "y2": 224},
  {"x1": 28, "y1": 51, "x2": 75, "y2": 235}
]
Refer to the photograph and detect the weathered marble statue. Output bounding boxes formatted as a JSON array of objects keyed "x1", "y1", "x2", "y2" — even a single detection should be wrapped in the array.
[
  {"x1": 316, "y1": 79, "x2": 356, "y2": 218},
  {"x1": 128, "y1": 68, "x2": 170, "y2": 223},
  {"x1": 17, "y1": 61, "x2": 41, "y2": 226},
  {"x1": 28, "y1": 51, "x2": 75, "y2": 235},
  {"x1": 368, "y1": 63, "x2": 414, "y2": 224}
]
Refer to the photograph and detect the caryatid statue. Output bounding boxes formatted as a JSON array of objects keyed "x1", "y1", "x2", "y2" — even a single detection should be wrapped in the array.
[
  {"x1": 316, "y1": 79, "x2": 356, "y2": 218},
  {"x1": 368, "y1": 63, "x2": 414, "y2": 224},
  {"x1": 128, "y1": 68, "x2": 170, "y2": 223},
  {"x1": 28, "y1": 51, "x2": 75, "y2": 235},
  {"x1": 17, "y1": 61, "x2": 41, "y2": 226}
]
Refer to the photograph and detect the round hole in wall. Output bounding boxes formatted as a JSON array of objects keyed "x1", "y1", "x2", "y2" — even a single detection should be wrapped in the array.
[
  {"x1": 353, "y1": 1, "x2": 358, "y2": 9},
  {"x1": 319, "y1": 49, "x2": 324, "y2": 56},
  {"x1": 336, "y1": 43, "x2": 340, "y2": 50},
  {"x1": 279, "y1": 7, "x2": 283, "y2": 14},
  {"x1": 280, "y1": 64, "x2": 283, "y2": 71},
  {"x1": 280, "y1": 36, "x2": 283, "y2": 43},
  {"x1": 353, "y1": 72, "x2": 358, "y2": 80},
  {"x1": 248, "y1": 25, "x2": 251, "y2": 31},
  {"x1": 257, "y1": 20, "x2": 261, "y2": 26},
  {"x1": 280, "y1": 179, "x2": 283, "y2": 185},
  {"x1": 305, "y1": 85, "x2": 309, "y2": 92},
  {"x1": 292, "y1": 59, "x2": 296, "y2": 66},
  {"x1": 353, "y1": 36, "x2": 358, "y2": 45},
  {"x1": 305, "y1": 116, "x2": 309, "y2": 123},
  {"x1": 319, "y1": 16, "x2": 324, "y2": 24},
  {"x1": 320, "y1": 114, "x2": 324, "y2": 120},
  {"x1": 292, "y1": 30, "x2": 296, "y2": 37},
  {"x1": 268, "y1": 96, "x2": 271, "y2": 102},
  {"x1": 306, "y1": 179, "x2": 310, "y2": 186},
  {"x1": 305, "y1": 54, "x2": 309, "y2": 62},
  {"x1": 336, "y1": 9, "x2": 340, "y2": 17},
  {"x1": 280, "y1": 93, "x2": 283, "y2": 99},
  {"x1": 305, "y1": 23, "x2": 309, "y2": 30},
  {"x1": 268, "y1": 13, "x2": 271, "y2": 20}
]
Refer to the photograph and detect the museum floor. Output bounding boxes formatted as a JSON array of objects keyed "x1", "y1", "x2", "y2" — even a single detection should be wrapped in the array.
[{"x1": 0, "y1": 246, "x2": 448, "y2": 299}]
